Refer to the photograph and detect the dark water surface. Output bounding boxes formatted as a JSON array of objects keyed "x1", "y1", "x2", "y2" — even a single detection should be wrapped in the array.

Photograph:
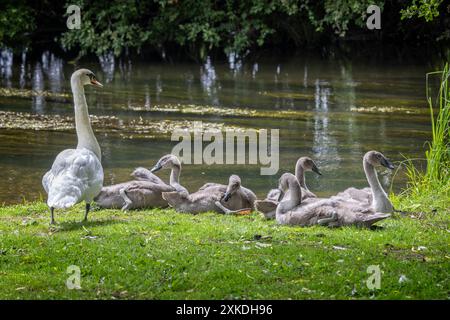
[{"x1": 0, "y1": 49, "x2": 435, "y2": 204}]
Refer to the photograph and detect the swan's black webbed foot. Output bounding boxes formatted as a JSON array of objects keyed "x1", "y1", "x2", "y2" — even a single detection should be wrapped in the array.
[
  {"x1": 83, "y1": 203, "x2": 90, "y2": 222},
  {"x1": 50, "y1": 207, "x2": 56, "y2": 225}
]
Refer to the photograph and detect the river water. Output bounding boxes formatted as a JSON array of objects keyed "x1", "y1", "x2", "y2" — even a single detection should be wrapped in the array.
[{"x1": 0, "y1": 49, "x2": 435, "y2": 204}]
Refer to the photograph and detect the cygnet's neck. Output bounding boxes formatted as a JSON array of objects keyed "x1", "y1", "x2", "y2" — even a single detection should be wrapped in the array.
[
  {"x1": 295, "y1": 161, "x2": 308, "y2": 191},
  {"x1": 363, "y1": 158, "x2": 392, "y2": 212}
]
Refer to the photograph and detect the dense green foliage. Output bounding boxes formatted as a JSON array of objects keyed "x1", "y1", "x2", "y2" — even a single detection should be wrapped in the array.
[
  {"x1": 0, "y1": 202, "x2": 448, "y2": 299},
  {"x1": 59, "y1": 0, "x2": 387, "y2": 58},
  {"x1": 0, "y1": 2, "x2": 35, "y2": 47},
  {"x1": 400, "y1": 0, "x2": 443, "y2": 22},
  {"x1": 1, "y1": 0, "x2": 449, "y2": 60}
]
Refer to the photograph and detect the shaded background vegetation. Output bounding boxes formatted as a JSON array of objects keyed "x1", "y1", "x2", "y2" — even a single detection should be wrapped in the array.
[{"x1": 1, "y1": 0, "x2": 449, "y2": 61}]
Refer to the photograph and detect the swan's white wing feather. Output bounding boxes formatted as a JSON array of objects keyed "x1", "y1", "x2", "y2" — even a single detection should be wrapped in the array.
[
  {"x1": 42, "y1": 170, "x2": 53, "y2": 193},
  {"x1": 44, "y1": 148, "x2": 103, "y2": 208}
]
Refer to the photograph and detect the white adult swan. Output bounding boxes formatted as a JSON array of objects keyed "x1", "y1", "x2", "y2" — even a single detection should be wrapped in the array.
[
  {"x1": 335, "y1": 151, "x2": 394, "y2": 213},
  {"x1": 42, "y1": 69, "x2": 104, "y2": 224},
  {"x1": 276, "y1": 173, "x2": 390, "y2": 228}
]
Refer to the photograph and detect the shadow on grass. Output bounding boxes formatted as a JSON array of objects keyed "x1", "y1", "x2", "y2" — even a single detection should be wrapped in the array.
[
  {"x1": 369, "y1": 225, "x2": 386, "y2": 231},
  {"x1": 55, "y1": 218, "x2": 124, "y2": 232}
]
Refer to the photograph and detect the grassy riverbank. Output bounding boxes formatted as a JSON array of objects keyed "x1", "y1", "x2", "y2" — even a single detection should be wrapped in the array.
[{"x1": 0, "y1": 201, "x2": 448, "y2": 300}]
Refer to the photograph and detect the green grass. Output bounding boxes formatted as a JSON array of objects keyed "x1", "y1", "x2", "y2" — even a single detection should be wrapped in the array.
[{"x1": 0, "y1": 202, "x2": 448, "y2": 300}]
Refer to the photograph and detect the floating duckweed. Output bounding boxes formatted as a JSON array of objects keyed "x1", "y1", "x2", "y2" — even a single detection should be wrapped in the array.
[
  {"x1": 0, "y1": 111, "x2": 259, "y2": 140},
  {"x1": 350, "y1": 106, "x2": 428, "y2": 114},
  {"x1": 125, "y1": 102, "x2": 430, "y2": 120},
  {"x1": 0, "y1": 88, "x2": 70, "y2": 101},
  {"x1": 126, "y1": 103, "x2": 259, "y2": 117},
  {"x1": 126, "y1": 103, "x2": 315, "y2": 119},
  {"x1": 258, "y1": 91, "x2": 316, "y2": 100}
]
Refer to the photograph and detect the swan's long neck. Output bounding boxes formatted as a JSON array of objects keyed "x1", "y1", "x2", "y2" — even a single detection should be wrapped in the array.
[
  {"x1": 72, "y1": 78, "x2": 101, "y2": 160},
  {"x1": 278, "y1": 178, "x2": 302, "y2": 214},
  {"x1": 364, "y1": 159, "x2": 392, "y2": 211},
  {"x1": 288, "y1": 179, "x2": 302, "y2": 207},
  {"x1": 295, "y1": 162, "x2": 308, "y2": 190},
  {"x1": 170, "y1": 165, "x2": 181, "y2": 186}
]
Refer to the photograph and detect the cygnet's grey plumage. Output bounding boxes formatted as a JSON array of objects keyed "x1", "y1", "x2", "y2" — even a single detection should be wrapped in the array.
[
  {"x1": 163, "y1": 175, "x2": 256, "y2": 214},
  {"x1": 276, "y1": 173, "x2": 390, "y2": 228},
  {"x1": 335, "y1": 151, "x2": 394, "y2": 213},
  {"x1": 95, "y1": 154, "x2": 185, "y2": 210},
  {"x1": 255, "y1": 156, "x2": 321, "y2": 219}
]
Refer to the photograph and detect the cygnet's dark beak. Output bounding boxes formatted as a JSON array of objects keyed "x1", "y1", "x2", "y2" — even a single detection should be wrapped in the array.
[
  {"x1": 150, "y1": 163, "x2": 162, "y2": 173},
  {"x1": 222, "y1": 192, "x2": 232, "y2": 202},
  {"x1": 380, "y1": 157, "x2": 395, "y2": 170},
  {"x1": 312, "y1": 164, "x2": 322, "y2": 176}
]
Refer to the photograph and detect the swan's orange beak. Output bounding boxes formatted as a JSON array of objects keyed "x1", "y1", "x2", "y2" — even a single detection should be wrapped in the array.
[{"x1": 91, "y1": 78, "x2": 103, "y2": 88}]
